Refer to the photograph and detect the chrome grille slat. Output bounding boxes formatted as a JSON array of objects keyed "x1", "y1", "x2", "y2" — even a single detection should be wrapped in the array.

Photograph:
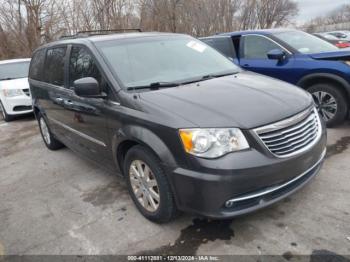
[
  {"x1": 274, "y1": 133, "x2": 318, "y2": 155},
  {"x1": 254, "y1": 107, "x2": 322, "y2": 158},
  {"x1": 268, "y1": 129, "x2": 318, "y2": 151},
  {"x1": 259, "y1": 115, "x2": 316, "y2": 139},
  {"x1": 272, "y1": 132, "x2": 318, "y2": 154},
  {"x1": 265, "y1": 126, "x2": 316, "y2": 147},
  {"x1": 263, "y1": 118, "x2": 317, "y2": 144}
]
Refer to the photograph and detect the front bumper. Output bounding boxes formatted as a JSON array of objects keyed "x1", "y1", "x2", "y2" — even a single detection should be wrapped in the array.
[
  {"x1": 1, "y1": 95, "x2": 33, "y2": 115},
  {"x1": 167, "y1": 130, "x2": 326, "y2": 218}
]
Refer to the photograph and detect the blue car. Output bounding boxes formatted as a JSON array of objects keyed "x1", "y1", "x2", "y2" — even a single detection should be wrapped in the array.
[{"x1": 200, "y1": 29, "x2": 350, "y2": 126}]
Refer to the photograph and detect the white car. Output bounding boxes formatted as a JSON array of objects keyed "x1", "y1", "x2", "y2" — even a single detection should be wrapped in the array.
[
  {"x1": 326, "y1": 31, "x2": 350, "y2": 41},
  {"x1": 0, "y1": 58, "x2": 32, "y2": 121}
]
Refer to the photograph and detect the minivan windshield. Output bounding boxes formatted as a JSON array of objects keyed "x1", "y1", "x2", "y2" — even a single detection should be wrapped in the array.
[
  {"x1": 95, "y1": 36, "x2": 240, "y2": 89},
  {"x1": 0, "y1": 61, "x2": 30, "y2": 80},
  {"x1": 274, "y1": 31, "x2": 338, "y2": 54}
]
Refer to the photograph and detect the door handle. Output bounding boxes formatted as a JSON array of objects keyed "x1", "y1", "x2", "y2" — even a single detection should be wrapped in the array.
[
  {"x1": 64, "y1": 100, "x2": 74, "y2": 106},
  {"x1": 243, "y1": 64, "x2": 250, "y2": 67},
  {"x1": 55, "y1": 97, "x2": 64, "y2": 102},
  {"x1": 54, "y1": 97, "x2": 64, "y2": 105}
]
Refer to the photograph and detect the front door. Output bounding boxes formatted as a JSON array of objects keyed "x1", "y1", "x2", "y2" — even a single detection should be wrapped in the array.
[
  {"x1": 40, "y1": 46, "x2": 74, "y2": 139},
  {"x1": 239, "y1": 35, "x2": 295, "y2": 83},
  {"x1": 62, "y1": 45, "x2": 113, "y2": 165}
]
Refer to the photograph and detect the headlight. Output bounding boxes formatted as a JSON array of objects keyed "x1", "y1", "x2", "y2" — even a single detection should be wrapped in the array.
[
  {"x1": 345, "y1": 61, "x2": 350, "y2": 66},
  {"x1": 2, "y1": 89, "x2": 23, "y2": 97},
  {"x1": 179, "y1": 128, "x2": 249, "y2": 158}
]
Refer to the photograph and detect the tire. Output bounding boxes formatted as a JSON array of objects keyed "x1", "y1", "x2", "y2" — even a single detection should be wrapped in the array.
[
  {"x1": 38, "y1": 113, "x2": 64, "y2": 150},
  {"x1": 0, "y1": 100, "x2": 13, "y2": 122},
  {"x1": 124, "y1": 145, "x2": 178, "y2": 223},
  {"x1": 308, "y1": 84, "x2": 348, "y2": 127}
]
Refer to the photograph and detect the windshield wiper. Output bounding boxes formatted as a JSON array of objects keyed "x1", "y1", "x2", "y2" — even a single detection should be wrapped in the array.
[
  {"x1": 201, "y1": 72, "x2": 238, "y2": 80},
  {"x1": 127, "y1": 82, "x2": 180, "y2": 91},
  {"x1": 175, "y1": 71, "x2": 239, "y2": 86},
  {"x1": 126, "y1": 72, "x2": 239, "y2": 91}
]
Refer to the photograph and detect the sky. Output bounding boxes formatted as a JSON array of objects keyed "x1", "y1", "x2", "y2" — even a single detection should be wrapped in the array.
[{"x1": 295, "y1": 0, "x2": 350, "y2": 25}]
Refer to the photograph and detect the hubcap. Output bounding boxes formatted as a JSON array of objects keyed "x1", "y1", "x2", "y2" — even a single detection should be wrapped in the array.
[
  {"x1": 40, "y1": 117, "x2": 51, "y2": 145},
  {"x1": 129, "y1": 160, "x2": 160, "y2": 212},
  {"x1": 312, "y1": 91, "x2": 337, "y2": 122}
]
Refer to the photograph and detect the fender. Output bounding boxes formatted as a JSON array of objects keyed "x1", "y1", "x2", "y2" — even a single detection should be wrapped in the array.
[
  {"x1": 297, "y1": 73, "x2": 350, "y2": 97},
  {"x1": 111, "y1": 125, "x2": 177, "y2": 174},
  {"x1": 32, "y1": 100, "x2": 45, "y2": 119},
  {"x1": 30, "y1": 79, "x2": 49, "y2": 119}
]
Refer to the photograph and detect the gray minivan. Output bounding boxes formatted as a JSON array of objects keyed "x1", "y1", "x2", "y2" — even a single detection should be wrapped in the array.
[{"x1": 29, "y1": 30, "x2": 327, "y2": 223}]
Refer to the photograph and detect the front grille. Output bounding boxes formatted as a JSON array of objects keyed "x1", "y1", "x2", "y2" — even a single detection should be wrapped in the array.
[
  {"x1": 255, "y1": 107, "x2": 321, "y2": 157},
  {"x1": 23, "y1": 89, "x2": 30, "y2": 97}
]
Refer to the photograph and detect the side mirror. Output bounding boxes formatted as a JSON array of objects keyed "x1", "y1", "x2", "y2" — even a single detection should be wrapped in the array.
[
  {"x1": 73, "y1": 77, "x2": 106, "y2": 98},
  {"x1": 267, "y1": 49, "x2": 287, "y2": 61}
]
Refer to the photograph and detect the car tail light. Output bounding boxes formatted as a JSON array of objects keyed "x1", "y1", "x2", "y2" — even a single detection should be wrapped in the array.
[{"x1": 336, "y1": 42, "x2": 350, "y2": 48}]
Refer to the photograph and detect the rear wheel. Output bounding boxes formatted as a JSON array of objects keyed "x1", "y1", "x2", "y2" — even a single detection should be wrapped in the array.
[
  {"x1": 308, "y1": 84, "x2": 348, "y2": 127},
  {"x1": 124, "y1": 145, "x2": 178, "y2": 223},
  {"x1": 38, "y1": 114, "x2": 64, "y2": 150},
  {"x1": 0, "y1": 101, "x2": 13, "y2": 122}
]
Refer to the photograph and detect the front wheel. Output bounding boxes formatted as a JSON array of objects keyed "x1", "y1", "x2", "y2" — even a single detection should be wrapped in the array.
[
  {"x1": 308, "y1": 84, "x2": 348, "y2": 127},
  {"x1": 124, "y1": 146, "x2": 178, "y2": 223},
  {"x1": 0, "y1": 101, "x2": 13, "y2": 122},
  {"x1": 38, "y1": 114, "x2": 64, "y2": 150}
]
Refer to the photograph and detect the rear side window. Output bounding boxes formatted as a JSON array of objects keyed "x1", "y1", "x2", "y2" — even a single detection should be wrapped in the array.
[
  {"x1": 69, "y1": 46, "x2": 101, "y2": 87},
  {"x1": 242, "y1": 35, "x2": 280, "y2": 59},
  {"x1": 29, "y1": 49, "x2": 45, "y2": 81},
  {"x1": 44, "y1": 47, "x2": 67, "y2": 86},
  {"x1": 329, "y1": 32, "x2": 347, "y2": 39},
  {"x1": 201, "y1": 37, "x2": 236, "y2": 59}
]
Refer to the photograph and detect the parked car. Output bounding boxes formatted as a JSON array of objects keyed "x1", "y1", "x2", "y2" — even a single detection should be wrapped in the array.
[
  {"x1": 326, "y1": 31, "x2": 350, "y2": 41},
  {"x1": 314, "y1": 33, "x2": 350, "y2": 48},
  {"x1": 29, "y1": 31, "x2": 326, "y2": 223},
  {"x1": 201, "y1": 29, "x2": 350, "y2": 127},
  {"x1": 0, "y1": 58, "x2": 32, "y2": 121}
]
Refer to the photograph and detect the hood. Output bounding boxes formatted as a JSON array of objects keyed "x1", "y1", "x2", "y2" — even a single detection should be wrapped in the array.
[
  {"x1": 140, "y1": 71, "x2": 313, "y2": 129},
  {"x1": 0, "y1": 77, "x2": 29, "y2": 90},
  {"x1": 309, "y1": 50, "x2": 350, "y2": 60}
]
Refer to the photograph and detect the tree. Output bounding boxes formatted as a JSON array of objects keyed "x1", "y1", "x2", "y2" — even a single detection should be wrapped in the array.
[
  {"x1": 302, "y1": 4, "x2": 350, "y2": 32},
  {"x1": 0, "y1": 0, "x2": 299, "y2": 60},
  {"x1": 256, "y1": 0, "x2": 298, "y2": 28}
]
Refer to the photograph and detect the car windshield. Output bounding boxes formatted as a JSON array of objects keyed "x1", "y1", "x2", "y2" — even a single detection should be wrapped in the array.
[
  {"x1": 274, "y1": 31, "x2": 338, "y2": 54},
  {"x1": 0, "y1": 61, "x2": 30, "y2": 80},
  {"x1": 95, "y1": 36, "x2": 240, "y2": 89}
]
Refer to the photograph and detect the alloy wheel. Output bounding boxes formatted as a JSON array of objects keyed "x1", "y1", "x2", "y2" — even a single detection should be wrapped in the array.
[
  {"x1": 129, "y1": 160, "x2": 160, "y2": 212},
  {"x1": 40, "y1": 117, "x2": 51, "y2": 145},
  {"x1": 312, "y1": 91, "x2": 338, "y2": 122}
]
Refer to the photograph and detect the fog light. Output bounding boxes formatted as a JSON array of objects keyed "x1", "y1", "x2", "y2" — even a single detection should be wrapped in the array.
[{"x1": 225, "y1": 200, "x2": 234, "y2": 208}]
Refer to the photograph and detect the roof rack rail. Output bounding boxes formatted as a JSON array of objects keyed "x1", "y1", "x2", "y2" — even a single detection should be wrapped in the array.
[{"x1": 60, "y1": 28, "x2": 142, "y2": 40}]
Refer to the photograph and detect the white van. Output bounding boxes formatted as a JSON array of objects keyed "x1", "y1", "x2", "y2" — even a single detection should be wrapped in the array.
[{"x1": 0, "y1": 58, "x2": 32, "y2": 121}]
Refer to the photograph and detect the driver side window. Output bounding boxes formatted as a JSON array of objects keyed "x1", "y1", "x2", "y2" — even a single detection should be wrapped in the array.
[
  {"x1": 69, "y1": 46, "x2": 102, "y2": 88},
  {"x1": 243, "y1": 35, "x2": 280, "y2": 59}
]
